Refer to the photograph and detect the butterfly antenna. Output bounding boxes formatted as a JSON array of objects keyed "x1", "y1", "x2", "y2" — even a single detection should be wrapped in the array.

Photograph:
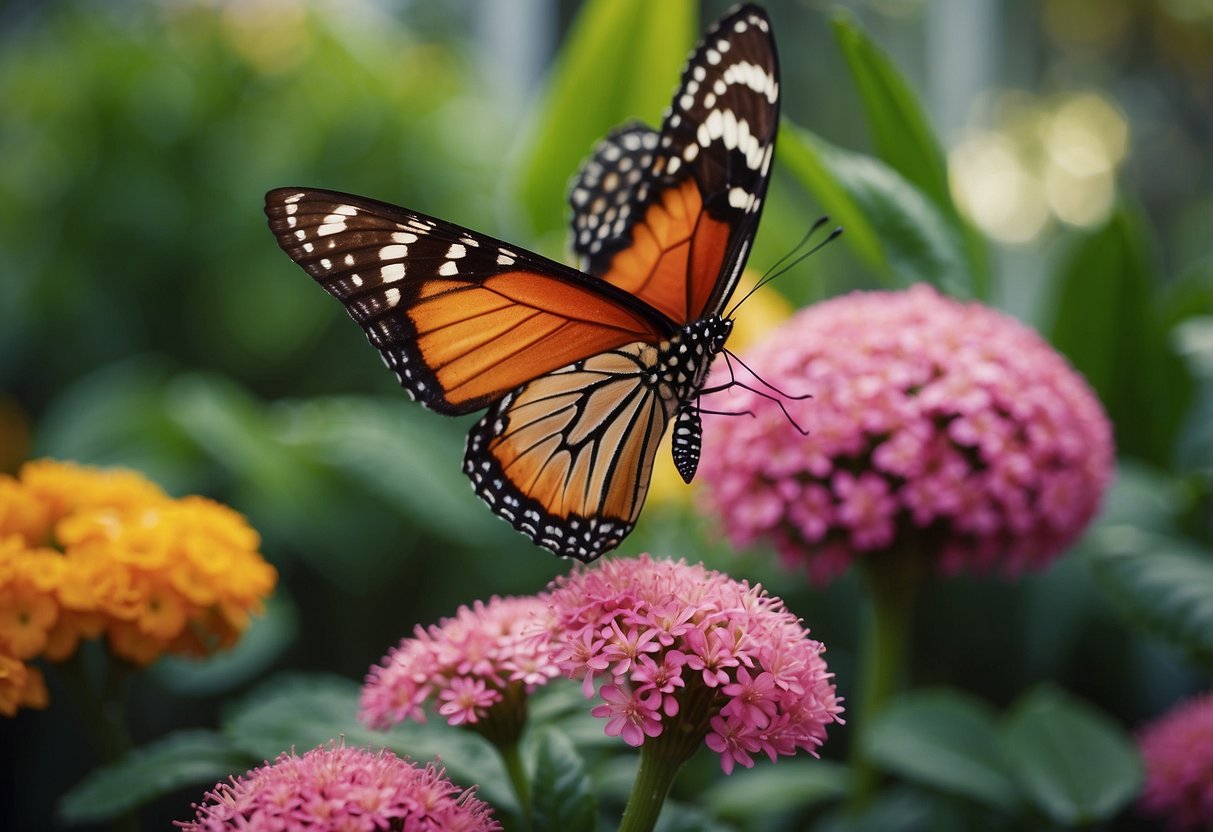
[
  {"x1": 724, "y1": 348, "x2": 812, "y2": 400},
  {"x1": 725, "y1": 218, "x2": 843, "y2": 319}
]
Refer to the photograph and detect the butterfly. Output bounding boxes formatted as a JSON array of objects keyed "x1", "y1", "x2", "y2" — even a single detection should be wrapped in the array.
[{"x1": 265, "y1": 4, "x2": 780, "y2": 562}]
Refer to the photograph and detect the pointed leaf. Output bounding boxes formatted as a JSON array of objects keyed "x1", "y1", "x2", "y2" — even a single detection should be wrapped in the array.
[
  {"x1": 830, "y1": 10, "x2": 988, "y2": 293},
  {"x1": 1085, "y1": 525, "x2": 1213, "y2": 663},
  {"x1": 59, "y1": 731, "x2": 251, "y2": 823},
  {"x1": 779, "y1": 124, "x2": 970, "y2": 295},
  {"x1": 1001, "y1": 686, "x2": 1142, "y2": 826},
  {"x1": 1047, "y1": 204, "x2": 1191, "y2": 466},
  {"x1": 531, "y1": 727, "x2": 596, "y2": 832},
  {"x1": 512, "y1": 0, "x2": 694, "y2": 236},
  {"x1": 864, "y1": 689, "x2": 1020, "y2": 812}
]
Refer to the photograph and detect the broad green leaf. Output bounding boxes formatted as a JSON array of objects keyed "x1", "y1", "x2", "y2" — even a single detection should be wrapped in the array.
[
  {"x1": 531, "y1": 728, "x2": 596, "y2": 832},
  {"x1": 863, "y1": 689, "x2": 1020, "y2": 813},
  {"x1": 706, "y1": 758, "x2": 848, "y2": 819},
  {"x1": 221, "y1": 675, "x2": 514, "y2": 810},
  {"x1": 1085, "y1": 525, "x2": 1213, "y2": 663},
  {"x1": 1001, "y1": 686, "x2": 1142, "y2": 826},
  {"x1": 59, "y1": 731, "x2": 251, "y2": 823},
  {"x1": 1047, "y1": 204, "x2": 1192, "y2": 466},
  {"x1": 829, "y1": 10, "x2": 988, "y2": 294},
  {"x1": 779, "y1": 124, "x2": 969, "y2": 295},
  {"x1": 512, "y1": 0, "x2": 694, "y2": 236}
]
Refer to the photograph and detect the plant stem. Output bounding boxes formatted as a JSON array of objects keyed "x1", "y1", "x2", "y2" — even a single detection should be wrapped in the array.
[
  {"x1": 848, "y1": 548, "x2": 922, "y2": 812},
  {"x1": 56, "y1": 647, "x2": 138, "y2": 832},
  {"x1": 497, "y1": 741, "x2": 532, "y2": 831},
  {"x1": 618, "y1": 742, "x2": 686, "y2": 832}
]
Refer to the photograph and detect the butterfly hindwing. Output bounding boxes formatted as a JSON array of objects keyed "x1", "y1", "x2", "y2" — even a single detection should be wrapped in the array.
[
  {"x1": 464, "y1": 341, "x2": 674, "y2": 562},
  {"x1": 265, "y1": 188, "x2": 675, "y2": 415}
]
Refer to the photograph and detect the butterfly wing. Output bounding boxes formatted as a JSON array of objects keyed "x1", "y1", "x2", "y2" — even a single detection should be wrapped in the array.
[
  {"x1": 265, "y1": 188, "x2": 676, "y2": 415},
  {"x1": 464, "y1": 341, "x2": 673, "y2": 562},
  {"x1": 567, "y1": 4, "x2": 780, "y2": 324}
]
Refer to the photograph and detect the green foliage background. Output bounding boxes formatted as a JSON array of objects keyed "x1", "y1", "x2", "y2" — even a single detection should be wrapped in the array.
[{"x1": 1, "y1": 1, "x2": 1210, "y2": 830}]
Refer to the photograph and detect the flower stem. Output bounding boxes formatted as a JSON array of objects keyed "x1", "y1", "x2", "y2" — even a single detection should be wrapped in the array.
[
  {"x1": 497, "y1": 741, "x2": 532, "y2": 831},
  {"x1": 618, "y1": 742, "x2": 686, "y2": 832},
  {"x1": 56, "y1": 647, "x2": 138, "y2": 832},
  {"x1": 848, "y1": 548, "x2": 922, "y2": 812}
]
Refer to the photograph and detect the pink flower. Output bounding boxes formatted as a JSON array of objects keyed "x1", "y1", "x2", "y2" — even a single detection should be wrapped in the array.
[
  {"x1": 698, "y1": 285, "x2": 1114, "y2": 583},
  {"x1": 1137, "y1": 692, "x2": 1213, "y2": 831},
  {"x1": 547, "y1": 555, "x2": 842, "y2": 773},
  {"x1": 361, "y1": 596, "x2": 558, "y2": 745},
  {"x1": 177, "y1": 744, "x2": 501, "y2": 831}
]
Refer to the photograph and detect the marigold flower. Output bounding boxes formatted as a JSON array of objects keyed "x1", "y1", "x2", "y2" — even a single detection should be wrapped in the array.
[
  {"x1": 547, "y1": 554, "x2": 842, "y2": 774},
  {"x1": 361, "y1": 596, "x2": 559, "y2": 747},
  {"x1": 178, "y1": 744, "x2": 502, "y2": 832},
  {"x1": 0, "y1": 459, "x2": 276, "y2": 713},
  {"x1": 1137, "y1": 692, "x2": 1213, "y2": 831},
  {"x1": 698, "y1": 285, "x2": 1114, "y2": 583}
]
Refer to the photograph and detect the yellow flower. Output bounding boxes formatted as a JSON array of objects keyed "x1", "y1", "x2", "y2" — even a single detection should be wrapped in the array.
[{"x1": 0, "y1": 458, "x2": 277, "y2": 706}]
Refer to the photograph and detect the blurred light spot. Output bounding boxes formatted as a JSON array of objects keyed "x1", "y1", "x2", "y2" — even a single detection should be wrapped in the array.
[
  {"x1": 863, "y1": 0, "x2": 927, "y2": 19},
  {"x1": 1044, "y1": 93, "x2": 1129, "y2": 176},
  {"x1": 1044, "y1": 163, "x2": 1115, "y2": 227},
  {"x1": 949, "y1": 131, "x2": 1049, "y2": 244},
  {"x1": 217, "y1": 0, "x2": 313, "y2": 75}
]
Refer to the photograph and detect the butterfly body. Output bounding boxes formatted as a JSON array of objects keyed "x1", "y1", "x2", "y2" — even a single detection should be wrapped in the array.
[{"x1": 266, "y1": 5, "x2": 779, "y2": 561}]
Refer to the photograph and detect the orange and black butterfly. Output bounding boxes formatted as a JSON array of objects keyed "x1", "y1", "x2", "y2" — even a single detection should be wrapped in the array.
[{"x1": 266, "y1": 4, "x2": 780, "y2": 562}]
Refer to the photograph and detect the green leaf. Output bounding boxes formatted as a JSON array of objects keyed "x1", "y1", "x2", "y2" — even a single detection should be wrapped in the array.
[
  {"x1": 1001, "y1": 686, "x2": 1142, "y2": 826},
  {"x1": 863, "y1": 689, "x2": 1020, "y2": 812},
  {"x1": 829, "y1": 9, "x2": 988, "y2": 294},
  {"x1": 779, "y1": 124, "x2": 970, "y2": 295},
  {"x1": 706, "y1": 758, "x2": 848, "y2": 819},
  {"x1": 1085, "y1": 525, "x2": 1213, "y2": 663},
  {"x1": 531, "y1": 728, "x2": 596, "y2": 832},
  {"x1": 59, "y1": 731, "x2": 251, "y2": 823},
  {"x1": 1047, "y1": 204, "x2": 1192, "y2": 466},
  {"x1": 511, "y1": 0, "x2": 694, "y2": 236}
]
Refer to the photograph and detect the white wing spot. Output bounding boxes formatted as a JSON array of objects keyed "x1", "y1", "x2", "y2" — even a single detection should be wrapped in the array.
[
  {"x1": 379, "y1": 244, "x2": 409, "y2": 260},
  {"x1": 284, "y1": 192, "x2": 305, "y2": 204},
  {"x1": 383, "y1": 287, "x2": 401, "y2": 308},
  {"x1": 391, "y1": 231, "x2": 418, "y2": 244},
  {"x1": 446, "y1": 243, "x2": 467, "y2": 259},
  {"x1": 351, "y1": 274, "x2": 363, "y2": 287},
  {"x1": 320, "y1": 258, "x2": 332, "y2": 270},
  {"x1": 302, "y1": 242, "x2": 314, "y2": 253},
  {"x1": 381, "y1": 263, "x2": 406, "y2": 283},
  {"x1": 344, "y1": 254, "x2": 356, "y2": 266},
  {"x1": 497, "y1": 253, "x2": 515, "y2": 266},
  {"x1": 438, "y1": 260, "x2": 459, "y2": 276}
]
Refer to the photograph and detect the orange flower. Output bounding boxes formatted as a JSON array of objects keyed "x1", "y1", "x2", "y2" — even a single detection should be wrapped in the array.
[{"x1": 0, "y1": 459, "x2": 277, "y2": 708}]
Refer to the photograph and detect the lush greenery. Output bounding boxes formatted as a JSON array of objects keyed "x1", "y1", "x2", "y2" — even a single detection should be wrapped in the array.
[{"x1": 2, "y1": 1, "x2": 1209, "y2": 830}]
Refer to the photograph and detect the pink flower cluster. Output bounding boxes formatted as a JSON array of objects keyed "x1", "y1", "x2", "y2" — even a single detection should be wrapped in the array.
[
  {"x1": 699, "y1": 285, "x2": 1114, "y2": 582},
  {"x1": 360, "y1": 596, "x2": 558, "y2": 734},
  {"x1": 1137, "y1": 692, "x2": 1213, "y2": 831},
  {"x1": 546, "y1": 555, "x2": 842, "y2": 774},
  {"x1": 178, "y1": 744, "x2": 500, "y2": 831}
]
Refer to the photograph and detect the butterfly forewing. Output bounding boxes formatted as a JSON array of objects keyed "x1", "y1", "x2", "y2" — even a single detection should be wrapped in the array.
[
  {"x1": 265, "y1": 188, "x2": 674, "y2": 415},
  {"x1": 568, "y1": 4, "x2": 779, "y2": 324}
]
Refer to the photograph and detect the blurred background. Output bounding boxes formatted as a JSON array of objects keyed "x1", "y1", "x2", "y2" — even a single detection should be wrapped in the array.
[{"x1": 1, "y1": 0, "x2": 1210, "y2": 829}]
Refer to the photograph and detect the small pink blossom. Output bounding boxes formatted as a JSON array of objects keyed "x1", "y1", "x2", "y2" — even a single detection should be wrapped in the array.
[
  {"x1": 361, "y1": 596, "x2": 558, "y2": 742},
  {"x1": 1137, "y1": 692, "x2": 1213, "y2": 831},
  {"x1": 699, "y1": 285, "x2": 1114, "y2": 582},
  {"x1": 592, "y1": 684, "x2": 665, "y2": 746},
  {"x1": 177, "y1": 744, "x2": 501, "y2": 831},
  {"x1": 548, "y1": 555, "x2": 842, "y2": 773}
]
